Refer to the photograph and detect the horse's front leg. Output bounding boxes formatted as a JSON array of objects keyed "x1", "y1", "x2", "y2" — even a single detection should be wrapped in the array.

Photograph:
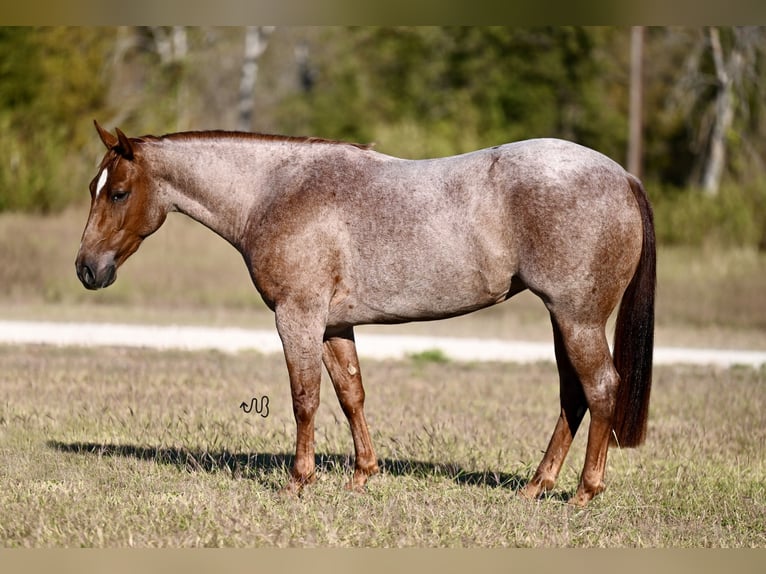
[
  {"x1": 275, "y1": 303, "x2": 326, "y2": 494},
  {"x1": 322, "y1": 328, "x2": 379, "y2": 490}
]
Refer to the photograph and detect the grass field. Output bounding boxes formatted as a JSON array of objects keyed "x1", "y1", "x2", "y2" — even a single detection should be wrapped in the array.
[
  {"x1": 0, "y1": 209, "x2": 765, "y2": 547},
  {"x1": 0, "y1": 344, "x2": 764, "y2": 547}
]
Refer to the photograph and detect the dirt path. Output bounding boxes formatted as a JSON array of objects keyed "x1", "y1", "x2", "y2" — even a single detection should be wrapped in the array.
[{"x1": 1, "y1": 320, "x2": 764, "y2": 368}]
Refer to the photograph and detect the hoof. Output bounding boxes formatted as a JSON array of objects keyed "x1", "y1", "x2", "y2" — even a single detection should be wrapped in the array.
[
  {"x1": 344, "y1": 480, "x2": 367, "y2": 493},
  {"x1": 518, "y1": 484, "x2": 542, "y2": 500},
  {"x1": 279, "y1": 481, "x2": 302, "y2": 497},
  {"x1": 519, "y1": 476, "x2": 554, "y2": 500},
  {"x1": 344, "y1": 465, "x2": 379, "y2": 492},
  {"x1": 568, "y1": 492, "x2": 591, "y2": 507},
  {"x1": 279, "y1": 473, "x2": 315, "y2": 496},
  {"x1": 569, "y1": 482, "x2": 606, "y2": 507}
]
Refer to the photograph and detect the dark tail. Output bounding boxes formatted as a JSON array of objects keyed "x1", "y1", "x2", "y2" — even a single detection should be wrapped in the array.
[{"x1": 611, "y1": 175, "x2": 656, "y2": 448}]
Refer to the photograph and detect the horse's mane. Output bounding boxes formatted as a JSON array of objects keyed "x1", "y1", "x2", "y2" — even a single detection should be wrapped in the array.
[{"x1": 140, "y1": 130, "x2": 373, "y2": 151}]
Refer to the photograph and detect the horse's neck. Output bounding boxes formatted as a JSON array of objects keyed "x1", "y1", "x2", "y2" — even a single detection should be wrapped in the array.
[{"x1": 148, "y1": 139, "x2": 268, "y2": 249}]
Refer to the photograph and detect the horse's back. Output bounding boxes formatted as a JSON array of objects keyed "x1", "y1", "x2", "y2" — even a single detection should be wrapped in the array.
[
  {"x1": 253, "y1": 138, "x2": 644, "y2": 327},
  {"x1": 325, "y1": 139, "x2": 642, "y2": 325}
]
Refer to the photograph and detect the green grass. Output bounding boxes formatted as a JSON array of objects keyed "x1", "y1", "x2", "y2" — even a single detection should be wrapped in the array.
[
  {"x1": 408, "y1": 348, "x2": 451, "y2": 365},
  {"x1": 1, "y1": 344, "x2": 763, "y2": 547}
]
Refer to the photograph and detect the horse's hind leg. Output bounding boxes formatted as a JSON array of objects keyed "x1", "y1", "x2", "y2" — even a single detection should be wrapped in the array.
[
  {"x1": 322, "y1": 328, "x2": 379, "y2": 490},
  {"x1": 553, "y1": 315, "x2": 620, "y2": 506},
  {"x1": 520, "y1": 313, "x2": 588, "y2": 500}
]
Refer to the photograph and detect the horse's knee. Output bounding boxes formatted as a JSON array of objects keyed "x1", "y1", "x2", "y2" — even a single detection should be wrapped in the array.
[
  {"x1": 337, "y1": 385, "x2": 365, "y2": 417},
  {"x1": 293, "y1": 398, "x2": 319, "y2": 424},
  {"x1": 290, "y1": 379, "x2": 321, "y2": 421}
]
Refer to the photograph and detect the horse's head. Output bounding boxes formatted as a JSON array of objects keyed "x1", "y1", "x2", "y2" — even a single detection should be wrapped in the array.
[{"x1": 75, "y1": 121, "x2": 167, "y2": 290}]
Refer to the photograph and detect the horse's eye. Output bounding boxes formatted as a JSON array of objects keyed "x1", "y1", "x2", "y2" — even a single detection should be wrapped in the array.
[{"x1": 111, "y1": 191, "x2": 130, "y2": 203}]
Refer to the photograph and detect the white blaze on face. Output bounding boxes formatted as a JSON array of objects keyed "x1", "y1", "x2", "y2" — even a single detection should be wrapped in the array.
[{"x1": 95, "y1": 168, "x2": 108, "y2": 199}]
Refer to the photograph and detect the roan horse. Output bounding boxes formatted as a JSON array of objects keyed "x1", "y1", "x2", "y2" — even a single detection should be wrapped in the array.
[{"x1": 76, "y1": 121, "x2": 655, "y2": 506}]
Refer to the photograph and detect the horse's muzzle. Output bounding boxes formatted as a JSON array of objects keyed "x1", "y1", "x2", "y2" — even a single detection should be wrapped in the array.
[{"x1": 75, "y1": 257, "x2": 116, "y2": 290}]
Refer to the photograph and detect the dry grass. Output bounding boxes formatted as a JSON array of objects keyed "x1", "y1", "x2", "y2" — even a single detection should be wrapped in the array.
[
  {"x1": 0, "y1": 344, "x2": 763, "y2": 547},
  {"x1": 1, "y1": 209, "x2": 765, "y2": 547},
  {"x1": 0, "y1": 207, "x2": 257, "y2": 311},
  {"x1": 657, "y1": 246, "x2": 766, "y2": 331}
]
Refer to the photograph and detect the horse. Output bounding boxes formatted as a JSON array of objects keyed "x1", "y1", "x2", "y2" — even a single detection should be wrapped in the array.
[{"x1": 76, "y1": 121, "x2": 655, "y2": 506}]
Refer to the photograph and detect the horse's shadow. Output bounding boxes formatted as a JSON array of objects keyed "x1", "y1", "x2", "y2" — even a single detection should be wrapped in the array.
[{"x1": 46, "y1": 439, "x2": 571, "y2": 501}]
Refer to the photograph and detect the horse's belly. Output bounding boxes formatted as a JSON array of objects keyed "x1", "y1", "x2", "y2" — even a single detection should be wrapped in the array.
[
  {"x1": 327, "y1": 262, "x2": 514, "y2": 327},
  {"x1": 329, "y1": 203, "x2": 517, "y2": 327}
]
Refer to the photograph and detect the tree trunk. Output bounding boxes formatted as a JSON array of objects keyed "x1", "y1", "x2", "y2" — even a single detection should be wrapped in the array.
[
  {"x1": 237, "y1": 26, "x2": 275, "y2": 132},
  {"x1": 172, "y1": 26, "x2": 187, "y2": 61},
  {"x1": 147, "y1": 26, "x2": 187, "y2": 65},
  {"x1": 702, "y1": 27, "x2": 743, "y2": 196}
]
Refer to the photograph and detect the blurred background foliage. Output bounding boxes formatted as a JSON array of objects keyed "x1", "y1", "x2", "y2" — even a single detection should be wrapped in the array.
[{"x1": 1, "y1": 26, "x2": 765, "y2": 248}]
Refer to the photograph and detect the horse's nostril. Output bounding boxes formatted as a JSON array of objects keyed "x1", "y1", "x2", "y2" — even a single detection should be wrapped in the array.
[
  {"x1": 77, "y1": 262, "x2": 96, "y2": 289},
  {"x1": 76, "y1": 258, "x2": 117, "y2": 290}
]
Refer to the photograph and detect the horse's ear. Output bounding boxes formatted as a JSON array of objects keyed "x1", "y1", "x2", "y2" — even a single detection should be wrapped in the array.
[
  {"x1": 115, "y1": 127, "x2": 135, "y2": 160},
  {"x1": 94, "y1": 120, "x2": 117, "y2": 150}
]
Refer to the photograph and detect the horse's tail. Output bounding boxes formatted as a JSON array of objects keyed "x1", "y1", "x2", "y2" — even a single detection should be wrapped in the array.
[{"x1": 611, "y1": 174, "x2": 656, "y2": 448}]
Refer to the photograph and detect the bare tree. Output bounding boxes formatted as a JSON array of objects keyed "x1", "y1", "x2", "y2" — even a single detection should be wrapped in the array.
[
  {"x1": 148, "y1": 26, "x2": 188, "y2": 65},
  {"x1": 172, "y1": 26, "x2": 187, "y2": 61},
  {"x1": 702, "y1": 27, "x2": 744, "y2": 195},
  {"x1": 699, "y1": 26, "x2": 766, "y2": 195},
  {"x1": 237, "y1": 26, "x2": 275, "y2": 132},
  {"x1": 663, "y1": 27, "x2": 764, "y2": 192}
]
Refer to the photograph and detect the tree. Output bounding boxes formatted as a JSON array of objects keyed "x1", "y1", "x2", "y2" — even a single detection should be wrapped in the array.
[
  {"x1": 662, "y1": 27, "x2": 766, "y2": 193},
  {"x1": 237, "y1": 26, "x2": 274, "y2": 132},
  {"x1": 279, "y1": 27, "x2": 627, "y2": 159},
  {"x1": 0, "y1": 27, "x2": 113, "y2": 211},
  {"x1": 147, "y1": 26, "x2": 188, "y2": 65},
  {"x1": 702, "y1": 27, "x2": 750, "y2": 195}
]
